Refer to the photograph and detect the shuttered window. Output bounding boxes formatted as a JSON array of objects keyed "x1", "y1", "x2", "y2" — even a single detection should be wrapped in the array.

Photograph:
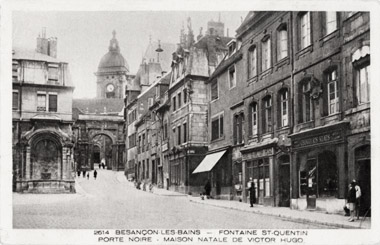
[
  {"x1": 48, "y1": 94, "x2": 57, "y2": 112},
  {"x1": 211, "y1": 79, "x2": 218, "y2": 100},
  {"x1": 211, "y1": 114, "x2": 224, "y2": 141},
  {"x1": 12, "y1": 91, "x2": 19, "y2": 110}
]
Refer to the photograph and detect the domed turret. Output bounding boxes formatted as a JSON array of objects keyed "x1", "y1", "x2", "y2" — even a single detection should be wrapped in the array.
[{"x1": 97, "y1": 30, "x2": 129, "y2": 73}]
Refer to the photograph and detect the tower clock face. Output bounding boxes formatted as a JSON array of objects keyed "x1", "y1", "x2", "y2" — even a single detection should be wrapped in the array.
[{"x1": 106, "y1": 84, "x2": 115, "y2": 92}]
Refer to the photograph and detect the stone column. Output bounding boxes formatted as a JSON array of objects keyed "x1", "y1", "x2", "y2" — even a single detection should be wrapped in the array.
[
  {"x1": 62, "y1": 147, "x2": 68, "y2": 179},
  {"x1": 269, "y1": 155, "x2": 274, "y2": 198},
  {"x1": 337, "y1": 144, "x2": 346, "y2": 199},
  {"x1": 25, "y1": 146, "x2": 31, "y2": 180},
  {"x1": 242, "y1": 160, "x2": 247, "y2": 202},
  {"x1": 290, "y1": 151, "x2": 298, "y2": 199},
  {"x1": 21, "y1": 146, "x2": 25, "y2": 179},
  {"x1": 88, "y1": 144, "x2": 93, "y2": 170}
]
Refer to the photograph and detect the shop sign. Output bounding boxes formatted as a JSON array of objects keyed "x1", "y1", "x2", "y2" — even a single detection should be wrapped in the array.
[
  {"x1": 162, "y1": 142, "x2": 168, "y2": 152},
  {"x1": 293, "y1": 131, "x2": 342, "y2": 148},
  {"x1": 243, "y1": 148, "x2": 273, "y2": 160}
]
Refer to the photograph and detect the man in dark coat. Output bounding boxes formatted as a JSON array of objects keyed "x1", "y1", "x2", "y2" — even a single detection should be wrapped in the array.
[
  {"x1": 248, "y1": 177, "x2": 256, "y2": 207},
  {"x1": 94, "y1": 170, "x2": 98, "y2": 180},
  {"x1": 347, "y1": 182, "x2": 356, "y2": 222},
  {"x1": 204, "y1": 180, "x2": 211, "y2": 199}
]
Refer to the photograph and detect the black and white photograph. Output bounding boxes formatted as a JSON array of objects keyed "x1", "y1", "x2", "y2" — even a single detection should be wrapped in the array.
[{"x1": 0, "y1": 0, "x2": 379, "y2": 244}]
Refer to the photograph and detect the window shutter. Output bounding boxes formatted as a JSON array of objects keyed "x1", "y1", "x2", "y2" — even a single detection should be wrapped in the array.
[
  {"x1": 233, "y1": 116, "x2": 237, "y2": 144},
  {"x1": 248, "y1": 105, "x2": 253, "y2": 135},
  {"x1": 12, "y1": 92, "x2": 18, "y2": 110},
  {"x1": 239, "y1": 114, "x2": 244, "y2": 143},
  {"x1": 49, "y1": 94, "x2": 58, "y2": 112},
  {"x1": 220, "y1": 116, "x2": 224, "y2": 136}
]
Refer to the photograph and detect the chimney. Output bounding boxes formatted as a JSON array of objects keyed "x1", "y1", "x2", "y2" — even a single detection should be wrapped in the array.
[
  {"x1": 36, "y1": 28, "x2": 57, "y2": 58},
  {"x1": 48, "y1": 37, "x2": 57, "y2": 58},
  {"x1": 36, "y1": 28, "x2": 48, "y2": 55}
]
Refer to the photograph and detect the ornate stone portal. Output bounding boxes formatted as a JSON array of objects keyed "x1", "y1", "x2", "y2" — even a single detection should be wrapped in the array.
[{"x1": 16, "y1": 126, "x2": 75, "y2": 193}]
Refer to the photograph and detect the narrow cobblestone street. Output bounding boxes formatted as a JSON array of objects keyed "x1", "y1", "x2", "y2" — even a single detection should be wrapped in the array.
[{"x1": 13, "y1": 169, "x2": 331, "y2": 229}]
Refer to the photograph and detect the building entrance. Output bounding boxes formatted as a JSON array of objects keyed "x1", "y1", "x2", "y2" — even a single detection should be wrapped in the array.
[
  {"x1": 91, "y1": 134, "x2": 113, "y2": 170},
  {"x1": 355, "y1": 145, "x2": 371, "y2": 217},
  {"x1": 300, "y1": 151, "x2": 338, "y2": 209},
  {"x1": 278, "y1": 155, "x2": 290, "y2": 207},
  {"x1": 93, "y1": 145, "x2": 101, "y2": 166}
]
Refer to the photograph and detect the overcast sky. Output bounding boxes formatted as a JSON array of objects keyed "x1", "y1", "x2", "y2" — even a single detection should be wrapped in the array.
[{"x1": 12, "y1": 11, "x2": 247, "y2": 98}]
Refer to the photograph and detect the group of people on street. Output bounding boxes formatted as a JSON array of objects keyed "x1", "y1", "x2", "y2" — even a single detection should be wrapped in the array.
[
  {"x1": 76, "y1": 169, "x2": 98, "y2": 180},
  {"x1": 346, "y1": 179, "x2": 362, "y2": 222},
  {"x1": 201, "y1": 178, "x2": 257, "y2": 208}
]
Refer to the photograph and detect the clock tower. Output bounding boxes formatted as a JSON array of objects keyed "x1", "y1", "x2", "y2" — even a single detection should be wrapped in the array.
[{"x1": 95, "y1": 30, "x2": 131, "y2": 99}]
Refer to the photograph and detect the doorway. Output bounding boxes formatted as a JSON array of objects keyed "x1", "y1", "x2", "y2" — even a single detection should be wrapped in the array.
[
  {"x1": 355, "y1": 145, "x2": 371, "y2": 217},
  {"x1": 93, "y1": 145, "x2": 100, "y2": 167},
  {"x1": 278, "y1": 155, "x2": 290, "y2": 207}
]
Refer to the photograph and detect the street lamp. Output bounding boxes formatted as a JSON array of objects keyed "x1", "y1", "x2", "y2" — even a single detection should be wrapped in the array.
[{"x1": 155, "y1": 39, "x2": 163, "y2": 63}]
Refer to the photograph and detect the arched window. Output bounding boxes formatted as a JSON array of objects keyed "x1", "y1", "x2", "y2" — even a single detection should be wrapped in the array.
[
  {"x1": 279, "y1": 89, "x2": 289, "y2": 127},
  {"x1": 233, "y1": 113, "x2": 244, "y2": 144},
  {"x1": 352, "y1": 46, "x2": 370, "y2": 105},
  {"x1": 248, "y1": 45, "x2": 257, "y2": 78},
  {"x1": 262, "y1": 96, "x2": 272, "y2": 133},
  {"x1": 299, "y1": 12, "x2": 311, "y2": 49},
  {"x1": 261, "y1": 36, "x2": 271, "y2": 71},
  {"x1": 326, "y1": 69, "x2": 339, "y2": 114},
  {"x1": 277, "y1": 25, "x2": 288, "y2": 61},
  {"x1": 298, "y1": 79, "x2": 313, "y2": 123},
  {"x1": 248, "y1": 102, "x2": 258, "y2": 136}
]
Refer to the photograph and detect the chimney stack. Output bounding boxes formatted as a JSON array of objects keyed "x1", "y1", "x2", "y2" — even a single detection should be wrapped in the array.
[
  {"x1": 36, "y1": 28, "x2": 57, "y2": 58},
  {"x1": 48, "y1": 37, "x2": 57, "y2": 58}
]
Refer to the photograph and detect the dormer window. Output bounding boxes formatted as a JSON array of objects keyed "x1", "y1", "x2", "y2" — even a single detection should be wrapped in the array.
[{"x1": 228, "y1": 40, "x2": 236, "y2": 56}]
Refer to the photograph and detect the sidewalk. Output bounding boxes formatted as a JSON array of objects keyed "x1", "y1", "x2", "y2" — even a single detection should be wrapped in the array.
[
  {"x1": 114, "y1": 172, "x2": 370, "y2": 229},
  {"x1": 188, "y1": 196, "x2": 371, "y2": 229}
]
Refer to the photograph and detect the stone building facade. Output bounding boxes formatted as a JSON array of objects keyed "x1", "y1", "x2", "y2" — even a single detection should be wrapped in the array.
[
  {"x1": 169, "y1": 19, "x2": 232, "y2": 194},
  {"x1": 235, "y1": 12, "x2": 294, "y2": 207},
  {"x1": 207, "y1": 11, "x2": 370, "y2": 214},
  {"x1": 72, "y1": 31, "x2": 133, "y2": 171},
  {"x1": 124, "y1": 40, "x2": 175, "y2": 182},
  {"x1": 205, "y1": 38, "x2": 244, "y2": 200},
  {"x1": 12, "y1": 31, "x2": 75, "y2": 193}
]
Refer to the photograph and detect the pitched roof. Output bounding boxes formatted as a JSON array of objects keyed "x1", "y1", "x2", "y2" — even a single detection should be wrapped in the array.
[
  {"x1": 12, "y1": 47, "x2": 65, "y2": 63},
  {"x1": 72, "y1": 98, "x2": 124, "y2": 115},
  {"x1": 209, "y1": 50, "x2": 243, "y2": 81},
  {"x1": 193, "y1": 35, "x2": 232, "y2": 51},
  {"x1": 142, "y1": 41, "x2": 176, "y2": 73}
]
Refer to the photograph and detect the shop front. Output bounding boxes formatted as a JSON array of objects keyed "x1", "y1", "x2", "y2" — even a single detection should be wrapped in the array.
[
  {"x1": 289, "y1": 122, "x2": 349, "y2": 213},
  {"x1": 241, "y1": 139, "x2": 277, "y2": 207}
]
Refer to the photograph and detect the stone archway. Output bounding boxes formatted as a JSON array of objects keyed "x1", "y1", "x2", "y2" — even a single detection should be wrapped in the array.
[
  {"x1": 88, "y1": 131, "x2": 116, "y2": 170},
  {"x1": 31, "y1": 137, "x2": 62, "y2": 180},
  {"x1": 18, "y1": 128, "x2": 75, "y2": 193}
]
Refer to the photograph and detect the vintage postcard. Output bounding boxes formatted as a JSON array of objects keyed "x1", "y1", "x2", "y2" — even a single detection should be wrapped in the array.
[{"x1": 0, "y1": 0, "x2": 379, "y2": 244}]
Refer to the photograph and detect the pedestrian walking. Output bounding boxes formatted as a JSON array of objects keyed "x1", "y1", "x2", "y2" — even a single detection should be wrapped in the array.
[
  {"x1": 347, "y1": 183, "x2": 356, "y2": 222},
  {"x1": 94, "y1": 170, "x2": 98, "y2": 180},
  {"x1": 86, "y1": 173, "x2": 89, "y2": 180},
  {"x1": 352, "y1": 179, "x2": 362, "y2": 220},
  {"x1": 77, "y1": 170, "x2": 80, "y2": 177},
  {"x1": 204, "y1": 180, "x2": 211, "y2": 199},
  {"x1": 82, "y1": 170, "x2": 86, "y2": 178},
  {"x1": 248, "y1": 177, "x2": 256, "y2": 207}
]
